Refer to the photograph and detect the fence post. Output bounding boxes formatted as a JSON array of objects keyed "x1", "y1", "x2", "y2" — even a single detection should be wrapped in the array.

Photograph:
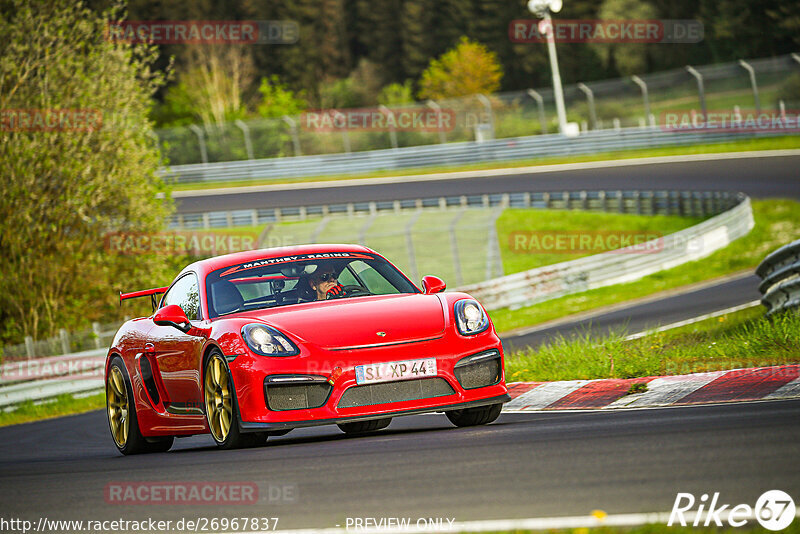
[
  {"x1": 686, "y1": 66, "x2": 707, "y2": 118},
  {"x1": 59, "y1": 329, "x2": 70, "y2": 355},
  {"x1": 24, "y1": 336, "x2": 34, "y2": 360},
  {"x1": 449, "y1": 210, "x2": 466, "y2": 286},
  {"x1": 234, "y1": 119, "x2": 254, "y2": 160},
  {"x1": 282, "y1": 116, "x2": 302, "y2": 157},
  {"x1": 577, "y1": 83, "x2": 598, "y2": 130},
  {"x1": 426, "y1": 100, "x2": 448, "y2": 144},
  {"x1": 486, "y1": 208, "x2": 504, "y2": 280},
  {"x1": 738, "y1": 60, "x2": 761, "y2": 114},
  {"x1": 630, "y1": 75, "x2": 653, "y2": 127},
  {"x1": 405, "y1": 211, "x2": 423, "y2": 283},
  {"x1": 379, "y1": 105, "x2": 399, "y2": 149},
  {"x1": 476, "y1": 93, "x2": 496, "y2": 139},
  {"x1": 92, "y1": 322, "x2": 102, "y2": 349},
  {"x1": 358, "y1": 214, "x2": 377, "y2": 245},
  {"x1": 188, "y1": 124, "x2": 208, "y2": 166},
  {"x1": 526, "y1": 89, "x2": 548, "y2": 135}
]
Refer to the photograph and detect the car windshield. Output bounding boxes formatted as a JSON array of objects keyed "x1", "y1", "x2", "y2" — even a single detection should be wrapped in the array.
[{"x1": 205, "y1": 252, "x2": 419, "y2": 318}]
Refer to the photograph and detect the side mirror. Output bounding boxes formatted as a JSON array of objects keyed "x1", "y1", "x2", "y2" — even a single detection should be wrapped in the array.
[
  {"x1": 153, "y1": 304, "x2": 191, "y2": 333},
  {"x1": 422, "y1": 275, "x2": 446, "y2": 294}
]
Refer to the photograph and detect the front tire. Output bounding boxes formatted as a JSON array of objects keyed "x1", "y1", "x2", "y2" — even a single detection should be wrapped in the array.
[
  {"x1": 203, "y1": 350, "x2": 258, "y2": 449},
  {"x1": 337, "y1": 417, "x2": 392, "y2": 434},
  {"x1": 106, "y1": 356, "x2": 174, "y2": 455},
  {"x1": 446, "y1": 403, "x2": 502, "y2": 427}
]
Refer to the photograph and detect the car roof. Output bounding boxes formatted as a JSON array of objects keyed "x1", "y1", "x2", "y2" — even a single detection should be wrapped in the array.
[{"x1": 180, "y1": 244, "x2": 378, "y2": 278}]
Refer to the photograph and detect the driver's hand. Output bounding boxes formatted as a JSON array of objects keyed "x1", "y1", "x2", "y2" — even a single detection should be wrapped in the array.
[{"x1": 326, "y1": 283, "x2": 346, "y2": 299}]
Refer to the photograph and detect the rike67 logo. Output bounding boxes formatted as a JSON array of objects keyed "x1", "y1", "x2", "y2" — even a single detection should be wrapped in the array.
[{"x1": 669, "y1": 490, "x2": 796, "y2": 531}]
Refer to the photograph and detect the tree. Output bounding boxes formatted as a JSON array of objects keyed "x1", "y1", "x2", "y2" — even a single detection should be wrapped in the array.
[
  {"x1": 418, "y1": 36, "x2": 503, "y2": 100},
  {"x1": 378, "y1": 81, "x2": 415, "y2": 106},
  {"x1": 591, "y1": 0, "x2": 657, "y2": 76},
  {"x1": 0, "y1": 0, "x2": 174, "y2": 343},
  {"x1": 257, "y1": 76, "x2": 307, "y2": 118}
]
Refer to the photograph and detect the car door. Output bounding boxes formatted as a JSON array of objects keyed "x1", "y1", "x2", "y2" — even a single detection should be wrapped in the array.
[{"x1": 147, "y1": 273, "x2": 206, "y2": 415}]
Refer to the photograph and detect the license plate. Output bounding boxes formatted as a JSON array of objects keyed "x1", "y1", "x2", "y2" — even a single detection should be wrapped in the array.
[{"x1": 355, "y1": 358, "x2": 437, "y2": 385}]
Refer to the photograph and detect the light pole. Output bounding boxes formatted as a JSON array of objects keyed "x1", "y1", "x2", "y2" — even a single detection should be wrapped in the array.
[{"x1": 528, "y1": 0, "x2": 577, "y2": 136}]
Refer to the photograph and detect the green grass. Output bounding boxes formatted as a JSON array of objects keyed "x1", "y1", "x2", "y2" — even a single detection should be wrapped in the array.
[
  {"x1": 169, "y1": 135, "x2": 800, "y2": 191},
  {"x1": 491, "y1": 199, "x2": 800, "y2": 334},
  {"x1": 505, "y1": 305, "x2": 800, "y2": 383},
  {"x1": 497, "y1": 209, "x2": 702, "y2": 273},
  {"x1": 0, "y1": 392, "x2": 104, "y2": 427}
]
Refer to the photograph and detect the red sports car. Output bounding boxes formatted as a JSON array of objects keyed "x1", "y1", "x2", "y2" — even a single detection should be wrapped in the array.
[{"x1": 106, "y1": 244, "x2": 509, "y2": 454}]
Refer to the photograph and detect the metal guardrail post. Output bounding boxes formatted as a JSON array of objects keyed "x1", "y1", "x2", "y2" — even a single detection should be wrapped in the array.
[
  {"x1": 282, "y1": 115, "x2": 302, "y2": 157},
  {"x1": 577, "y1": 83, "x2": 598, "y2": 131},
  {"x1": 476, "y1": 94, "x2": 496, "y2": 139},
  {"x1": 92, "y1": 322, "x2": 102, "y2": 349},
  {"x1": 188, "y1": 124, "x2": 208, "y2": 166},
  {"x1": 686, "y1": 66, "x2": 707, "y2": 118},
  {"x1": 526, "y1": 89, "x2": 548, "y2": 135},
  {"x1": 630, "y1": 75, "x2": 653, "y2": 127},
  {"x1": 234, "y1": 119, "x2": 254, "y2": 160},
  {"x1": 59, "y1": 329, "x2": 70, "y2": 355},
  {"x1": 405, "y1": 211, "x2": 423, "y2": 283},
  {"x1": 426, "y1": 100, "x2": 447, "y2": 144},
  {"x1": 24, "y1": 336, "x2": 34, "y2": 360},
  {"x1": 449, "y1": 210, "x2": 466, "y2": 287},
  {"x1": 379, "y1": 105, "x2": 399, "y2": 149},
  {"x1": 738, "y1": 60, "x2": 761, "y2": 114}
]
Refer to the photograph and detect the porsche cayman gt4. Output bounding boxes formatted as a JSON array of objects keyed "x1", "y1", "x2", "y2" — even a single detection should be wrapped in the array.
[{"x1": 106, "y1": 244, "x2": 509, "y2": 454}]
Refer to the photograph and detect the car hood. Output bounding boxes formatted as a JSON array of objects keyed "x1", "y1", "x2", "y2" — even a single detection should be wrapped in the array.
[{"x1": 246, "y1": 294, "x2": 446, "y2": 349}]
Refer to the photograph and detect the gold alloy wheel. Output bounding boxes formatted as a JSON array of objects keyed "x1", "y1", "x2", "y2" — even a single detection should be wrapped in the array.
[
  {"x1": 107, "y1": 366, "x2": 129, "y2": 448},
  {"x1": 204, "y1": 354, "x2": 233, "y2": 442}
]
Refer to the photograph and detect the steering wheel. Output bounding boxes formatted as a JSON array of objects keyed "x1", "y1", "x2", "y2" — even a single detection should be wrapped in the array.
[{"x1": 341, "y1": 285, "x2": 371, "y2": 297}]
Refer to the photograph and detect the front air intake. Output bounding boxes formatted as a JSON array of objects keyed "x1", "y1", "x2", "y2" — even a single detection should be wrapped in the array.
[
  {"x1": 264, "y1": 376, "x2": 332, "y2": 411},
  {"x1": 454, "y1": 351, "x2": 502, "y2": 390},
  {"x1": 338, "y1": 378, "x2": 455, "y2": 408}
]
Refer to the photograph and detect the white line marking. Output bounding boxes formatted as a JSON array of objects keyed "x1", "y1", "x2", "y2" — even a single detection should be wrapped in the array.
[
  {"x1": 604, "y1": 372, "x2": 726, "y2": 409},
  {"x1": 504, "y1": 380, "x2": 589, "y2": 410},
  {"x1": 624, "y1": 300, "x2": 761, "y2": 341},
  {"x1": 765, "y1": 377, "x2": 800, "y2": 400},
  {"x1": 228, "y1": 509, "x2": 800, "y2": 534},
  {"x1": 173, "y1": 149, "x2": 800, "y2": 197}
]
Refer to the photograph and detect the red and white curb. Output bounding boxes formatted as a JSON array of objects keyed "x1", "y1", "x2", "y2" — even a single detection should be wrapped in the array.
[{"x1": 504, "y1": 364, "x2": 800, "y2": 411}]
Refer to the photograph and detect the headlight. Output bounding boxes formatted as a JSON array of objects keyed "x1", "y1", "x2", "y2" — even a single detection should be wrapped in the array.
[
  {"x1": 241, "y1": 324, "x2": 299, "y2": 356},
  {"x1": 454, "y1": 299, "x2": 490, "y2": 335}
]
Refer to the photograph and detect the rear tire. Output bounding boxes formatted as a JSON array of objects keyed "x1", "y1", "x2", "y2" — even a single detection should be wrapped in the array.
[
  {"x1": 446, "y1": 403, "x2": 502, "y2": 427},
  {"x1": 337, "y1": 417, "x2": 392, "y2": 434},
  {"x1": 107, "y1": 356, "x2": 174, "y2": 455}
]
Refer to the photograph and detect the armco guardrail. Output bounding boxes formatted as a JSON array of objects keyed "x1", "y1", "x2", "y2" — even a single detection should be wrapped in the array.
[
  {"x1": 0, "y1": 349, "x2": 106, "y2": 408},
  {"x1": 161, "y1": 127, "x2": 787, "y2": 185},
  {"x1": 460, "y1": 193, "x2": 753, "y2": 310},
  {"x1": 0, "y1": 190, "x2": 751, "y2": 407},
  {"x1": 757, "y1": 239, "x2": 800, "y2": 316}
]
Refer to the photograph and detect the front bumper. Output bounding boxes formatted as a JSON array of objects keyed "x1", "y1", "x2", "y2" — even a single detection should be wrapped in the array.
[{"x1": 228, "y1": 331, "x2": 508, "y2": 430}]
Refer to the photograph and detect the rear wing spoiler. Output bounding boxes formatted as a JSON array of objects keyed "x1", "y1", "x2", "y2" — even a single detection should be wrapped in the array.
[{"x1": 120, "y1": 287, "x2": 169, "y2": 311}]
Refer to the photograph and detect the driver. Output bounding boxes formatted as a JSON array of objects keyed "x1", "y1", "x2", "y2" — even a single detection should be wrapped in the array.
[{"x1": 309, "y1": 267, "x2": 345, "y2": 300}]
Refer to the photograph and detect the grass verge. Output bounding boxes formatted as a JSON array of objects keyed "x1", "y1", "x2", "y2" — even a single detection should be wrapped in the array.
[
  {"x1": 169, "y1": 135, "x2": 800, "y2": 191},
  {"x1": 475, "y1": 523, "x2": 800, "y2": 534},
  {"x1": 505, "y1": 305, "x2": 799, "y2": 383},
  {"x1": 0, "y1": 392, "x2": 104, "y2": 428},
  {"x1": 491, "y1": 199, "x2": 800, "y2": 334}
]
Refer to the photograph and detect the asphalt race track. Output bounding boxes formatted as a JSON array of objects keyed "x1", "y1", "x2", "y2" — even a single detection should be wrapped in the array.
[
  {"x1": 3, "y1": 154, "x2": 799, "y2": 531},
  {"x1": 500, "y1": 273, "x2": 762, "y2": 351},
  {"x1": 175, "y1": 154, "x2": 800, "y2": 213},
  {"x1": 1, "y1": 400, "x2": 799, "y2": 529}
]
